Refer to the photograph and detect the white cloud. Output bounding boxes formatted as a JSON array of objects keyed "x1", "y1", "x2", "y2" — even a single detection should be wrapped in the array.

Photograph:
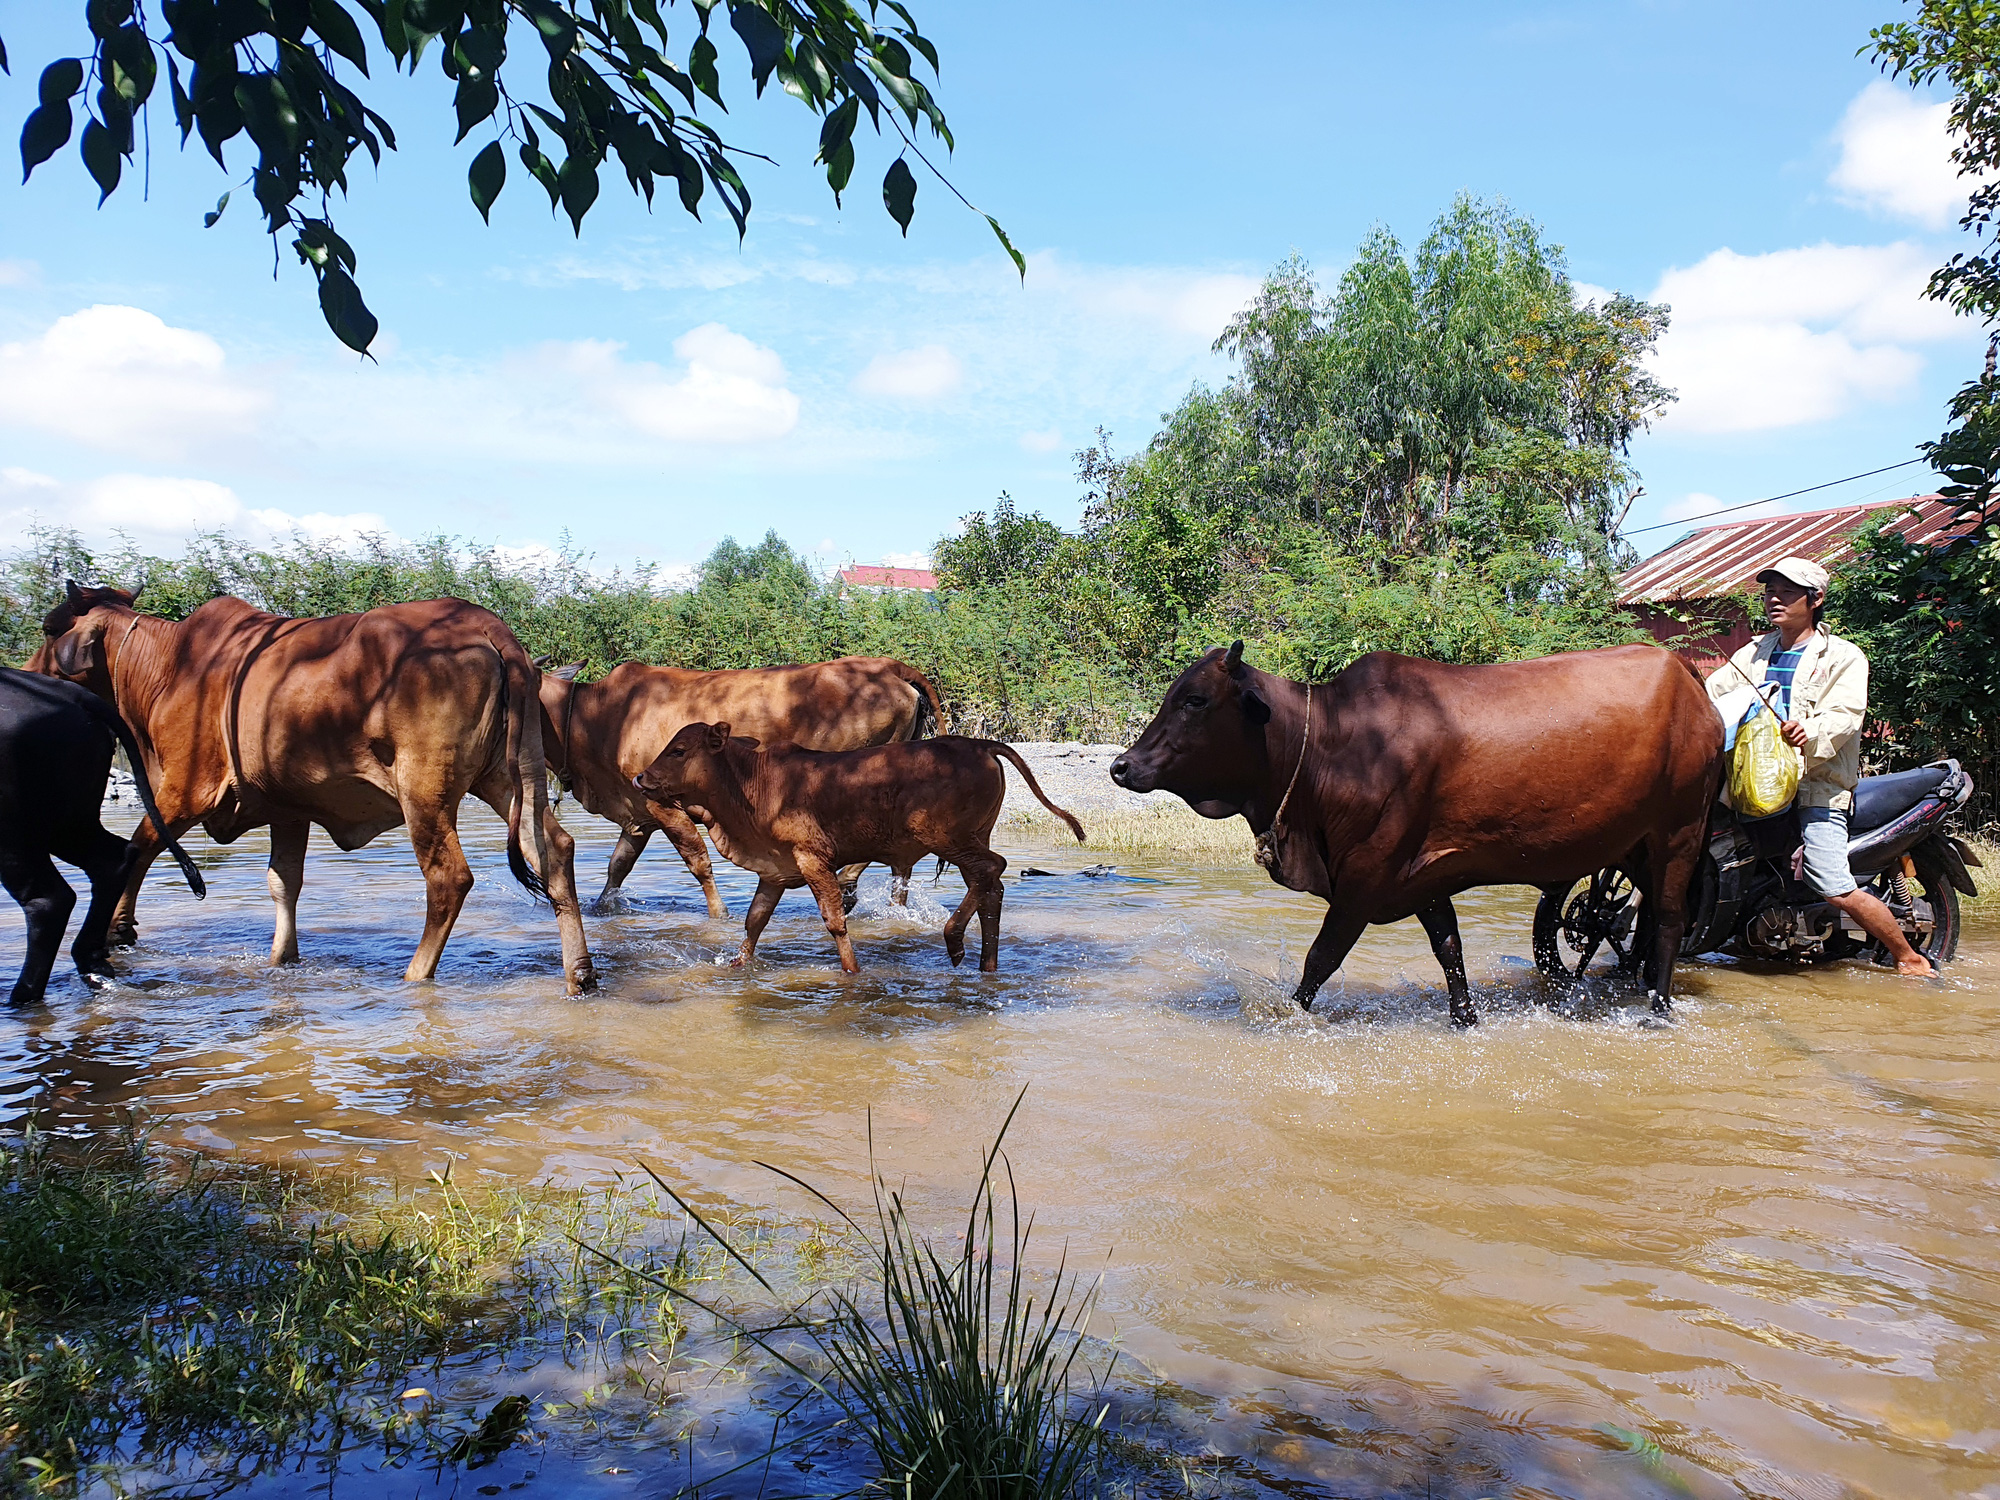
[
  {"x1": 1647, "y1": 243, "x2": 1970, "y2": 433},
  {"x1": 0, "y1": 305, "x2": 270, "y2": 456},
  {"x1": 0, "y1": 468, "x2": 390, "y2": 551},
  {"x1": 1019, "y1": 428, "x2": 1064, "y2": 453},
  {"x1": 881, "y1": 550, "x2": 931, "y2": 570},
  {"x1": 854, "y1": 345, "x2": 964, "y2": 401},
  {"x1": 0, "y1": 260, "x2": 39, "y2": 287},
  {"x1": 1831, "y1": 82, "x2": 1971, "y2": 229},
  {"x1": 1025, "y1": 255, "x2": 1260, "y2": 341},
  {"x1": 535, "y1": 323, "x2": 798, "y2": 444}
]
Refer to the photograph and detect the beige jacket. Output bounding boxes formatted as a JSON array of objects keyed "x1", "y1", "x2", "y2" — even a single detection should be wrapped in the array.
[{"x1": 1706, "y1": 629, "x2": 1869, "y2": 812}]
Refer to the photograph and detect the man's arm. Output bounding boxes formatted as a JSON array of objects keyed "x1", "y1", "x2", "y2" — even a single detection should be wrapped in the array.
[{"x1": 1782, "y1": 648, "x2": 1867, "y2": 765}]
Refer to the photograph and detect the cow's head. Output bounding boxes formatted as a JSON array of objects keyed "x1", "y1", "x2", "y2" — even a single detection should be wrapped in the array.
[
  {"x1": 1110, "y1": 640, "x2": 1273, "y2": 818},
  {"x1": 28, "y1": 581, "x2": 137, "y2": 698},
  {"x1": 633, "y1": 720, "x2": 759, "y2": 805}
]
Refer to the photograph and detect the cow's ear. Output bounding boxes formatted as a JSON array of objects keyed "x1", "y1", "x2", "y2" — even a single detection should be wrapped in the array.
[
  {"x1": 706, "y1": 721, "x2": 732, "y2": 751},
  {"x1": 734, "y1": 736, "x2": 761, "y2": 750},
  {"x1": 65, "y1": 579, "x2": 88, "y2": 610},
  {"x1": 1241, "y1": 686, "x2": 1272, "y2": 726},
  {"x1": 553, "y1": 663, "x2": 584, "y2": 681},
  {"x1": 1224, "y1": 639, "x2": 1245, "y2": 676},
  {"x1": 52, "y1": 624, "x2": 100, "y2": 680}
]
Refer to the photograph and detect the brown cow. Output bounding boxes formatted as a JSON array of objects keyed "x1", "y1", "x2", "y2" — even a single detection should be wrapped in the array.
[
  {"x1": 1110, "y1": 642, "x2": 1722, "y2": 1024},
  {"x1": 633, "y1": 724, "x2": 1085, "y2": 973},
  {"x1": 29, "y1": 585, "x2": 595, "y2": 994},
  {"x1": 540, "y1": 657, "x2": 942, "y2": 916}
]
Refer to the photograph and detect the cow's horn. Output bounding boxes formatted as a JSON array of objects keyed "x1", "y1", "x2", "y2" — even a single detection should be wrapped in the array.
[{"x1": 1224, "y1": 639, "x2": 1245, "y2": 673}]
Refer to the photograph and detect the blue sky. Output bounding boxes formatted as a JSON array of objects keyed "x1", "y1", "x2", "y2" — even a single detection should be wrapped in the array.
[{"x1": 0, "y1": 0, "x2": 1983, "y2": 578}]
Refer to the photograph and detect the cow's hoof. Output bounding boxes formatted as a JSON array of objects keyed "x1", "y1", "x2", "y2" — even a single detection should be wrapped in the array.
[
  {"x1": 77, "y1": 961, "x2": 115, "y2": 988},
  {"x1": 107, "y1": 924, "x2": 137, "y2": 948},
  {"x1": 571, "y1": 964, "x2": 600, "y2": 995}
]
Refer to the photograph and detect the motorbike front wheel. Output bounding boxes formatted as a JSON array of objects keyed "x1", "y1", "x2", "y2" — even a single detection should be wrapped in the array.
[{"x1": 1532, "y1": 868, "x2": 1642, "y2": 989}]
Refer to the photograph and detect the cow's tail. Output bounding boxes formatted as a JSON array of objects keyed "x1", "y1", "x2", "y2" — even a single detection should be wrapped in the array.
[
  {"x1": 497, "y1": 640, "x2": 552, "y2": 902},
  {"x1": 986, "y1": 742, "x2": 1085, "y2": 842},
  {"x1": 86, "y1": 697, "x2": 205, "y2": 899},
  {"x1": 892, "y1": 660, "x2": 945, "y2": 739}
]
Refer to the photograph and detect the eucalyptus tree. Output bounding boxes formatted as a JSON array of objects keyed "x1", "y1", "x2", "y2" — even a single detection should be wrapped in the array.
[{"x1": 6, "y1": 1, "x2": 1015, "y2": 355}]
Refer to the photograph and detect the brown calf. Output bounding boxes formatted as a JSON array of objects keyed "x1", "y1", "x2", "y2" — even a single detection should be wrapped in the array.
[
  {"x1": 633, "y1": 725, "x2": 1085, "y2": 973},
  {"x1": 540, "y1": 657, "x2": 941, "y2": 915}
]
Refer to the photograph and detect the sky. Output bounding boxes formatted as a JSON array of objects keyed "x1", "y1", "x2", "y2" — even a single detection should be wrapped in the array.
[{"x1": 0, "y1": 0, "x2": 1985, "y2": 579}]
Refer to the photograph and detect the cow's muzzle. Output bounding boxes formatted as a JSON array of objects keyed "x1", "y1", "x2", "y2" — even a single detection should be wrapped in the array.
[{"x1": 1109, "y1": 753, "x2": 1154, "y2": 793}]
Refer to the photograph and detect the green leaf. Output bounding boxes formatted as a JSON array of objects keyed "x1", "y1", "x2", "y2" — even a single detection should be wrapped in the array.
[
  {"x1": 689, "y1": 34, "x2": 721, "y2": 104},
  {"x1": 882, "y1": 156, "x2": 915, "y2": 235},
  {"x1": 80, "y1": 118, "x2": 121, "y2": 202},
  {"x1": 557, "y1": 152, "x2": 599, "y2": 233},
  {"x1": 309, "y1": 0, "x2": 372, "y2": 74},
  {"x1": 986, "y1": 215, "x2": 1025, "y2": 281},
  {"x1": 103, "y1": 25, "x2": 156, "y2": 105},
  {"x1": 453, "y1": 76, "x2": 498, "y2": 141},
  {"x1": 86, "y1": 0, "x2": 134, "y2": 41},
  {"x1": 0, "y1": 34, "x2": 9, "y2": 74},
  {"x1": 39, "y1": 58, "x2": 85, "y2": 107},
  {"x1": 18, "y1": 102, "x2": 74, "y2": 182},
  {"x1": 520, "y1": 0, "x2": 577, "y2": 58},
  {"x1": 202, "y1": 189, "x2": 230, "y2": 227},
  {"x1": 382, "y1": 0, "x2": 411, "y2": 64},
  {"x1": 167, "y1": 53, "x2": 194, "y2": 138},
  {"x1": 729, "y1": 3, "x2": 786, "y2": 93},
  {"x1": 468, "y1": 138, "x2": 505, "y2": 221},
  {"x1": 316, "y1": 264, "x2": 379, "y2": 354},
  {"x1": 519, "y1": 142, "x2": 560, "y2": 207}
]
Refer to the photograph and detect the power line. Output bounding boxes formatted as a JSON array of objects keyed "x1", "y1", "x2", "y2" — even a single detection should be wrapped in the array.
[{"x1": 1624, "y1": 458, "x2": 1928, "y2": 537}]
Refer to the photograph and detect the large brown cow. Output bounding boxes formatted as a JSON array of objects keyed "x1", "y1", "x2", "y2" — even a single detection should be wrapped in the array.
[
  {"x1": 540, "y1": 657, "x2": 942, "y2": 915},
  {"x1": 634, "y1": 724, "x2": 1084, "y2": 973},
  {"x1": 29, "y1": 585, "x2": 596, "y2": 994},
  {"x1": 1110, "y1": 642, "x2": 1722, "y2": 1024}
]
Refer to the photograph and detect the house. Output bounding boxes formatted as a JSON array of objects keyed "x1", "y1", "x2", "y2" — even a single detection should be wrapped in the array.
[
  {"x1": 1615, "y1": 494, "x2": 1968, "y2": 672},
  {"x1": 836, "y1": 564, "x2": 938, "y2": 594}
]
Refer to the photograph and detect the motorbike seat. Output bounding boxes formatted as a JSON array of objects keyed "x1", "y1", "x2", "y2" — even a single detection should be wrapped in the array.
[{"x1": 1851, "y1": 765, "x2": 1949, "y2": 832}]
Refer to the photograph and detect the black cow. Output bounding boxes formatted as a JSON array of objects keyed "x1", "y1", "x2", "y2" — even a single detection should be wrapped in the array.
[{"x1": 1, "y1": 668, "x2": 205, "y2": 1005}]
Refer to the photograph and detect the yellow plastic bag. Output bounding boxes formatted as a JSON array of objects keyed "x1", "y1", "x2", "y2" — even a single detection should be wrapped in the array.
[{"x1": 1730, "y1": 700, "x2": 1800, "y2": 818}]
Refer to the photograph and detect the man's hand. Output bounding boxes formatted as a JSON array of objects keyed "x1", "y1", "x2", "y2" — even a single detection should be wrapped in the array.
[{"x1": 1780, "y1": 718, "x2": 1809, "y2": 750}]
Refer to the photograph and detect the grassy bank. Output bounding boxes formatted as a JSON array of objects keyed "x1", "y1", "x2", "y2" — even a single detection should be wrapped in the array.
[
  {"x1": 1004, "y1": 805, "x2": 1257, "y2": 866},
  {"x1": 0, "y1": 1112, "x2": 1152, "y2": 1499}
]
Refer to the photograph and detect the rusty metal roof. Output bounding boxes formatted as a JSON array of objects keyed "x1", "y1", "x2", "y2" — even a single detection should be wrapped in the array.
[
  {"x1": 836, "y1": 565, "x2": 938, "y2": 591},
  {"x1": 1616, "y1": 494, "x2": 1969, "y2": 605}
]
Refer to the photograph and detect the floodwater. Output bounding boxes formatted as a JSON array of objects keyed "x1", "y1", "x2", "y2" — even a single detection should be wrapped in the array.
[{"x1": 3, "y1": 799, "x2": 1998, "y2": 1500}]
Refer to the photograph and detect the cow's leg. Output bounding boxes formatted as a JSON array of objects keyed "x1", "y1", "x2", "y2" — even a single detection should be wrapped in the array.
[
  {"x1": 736, "y1": 876, "x2": 791, "y2": 966},
  {"x1": 536, "y1": 803, "x2": 595, "y2": 993},
  {"x1": 943, "y1": 877, "x2": 981, "y2": 967},
  {"x1": 1295, "y1": 905, "x2": 1369, "y2": 1013},
  {"x1": 597, "y1": 824, "x2": 654, "y2": 909},
  {"x1": 266, "y1": 820, "x2": 309, "y2": 966},
  {"x1": 837, "y1": 863, "x2": 868, "y2": 915},
  {"x1": 4, "y1": 851, "x2": 75, "y2": 1007},
  {"x1": 890, "y1": 864, "x2": 912, "y2": 908},
  {"x1": 1642, "y1": 825, "x2": 1704, "y2": 1019},
  {"x1": 797, "y1": 856, "x2": 861, "y2": 973},
  {"x1": 60, "y1": 824, "x2": 136, "y2": 985},
  {"x1": 1417, "y1": 898, "x2": 1477, "y2": 1028},
  {"x1": 106, "y1": 814, "x2": 193, "y2": 948},
  {"x1": 654, "y1": 805, "x2": 728, "y2": 920},
  {"x1": 401, "y1": 801, "x2": 474, "y2": 983},
  {"x1": 967, "y1": 851, "x2": 1008, "y2": 973}
]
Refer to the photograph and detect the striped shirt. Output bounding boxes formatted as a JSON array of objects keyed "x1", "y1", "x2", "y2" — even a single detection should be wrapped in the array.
[{"x1": 1766, "y1": 642, "x2": 1807, "y2": 718}]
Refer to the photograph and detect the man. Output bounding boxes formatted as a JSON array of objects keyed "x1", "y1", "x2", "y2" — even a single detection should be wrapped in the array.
[{"x1": 1706, "y1": 555, "x2": 1935, "y2": 977}]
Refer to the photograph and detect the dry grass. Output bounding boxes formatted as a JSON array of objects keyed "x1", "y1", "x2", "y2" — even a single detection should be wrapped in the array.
[
  {"x1": 1002, "y1": 803, "x2": 1255, "y2": 865},
  {"x1": 1958, "y1": 835, "x2": 2000, "y2": 914}
]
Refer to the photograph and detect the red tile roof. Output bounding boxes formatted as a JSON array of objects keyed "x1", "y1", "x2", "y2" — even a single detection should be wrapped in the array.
[
  {"x1": 1616, "y1": 494, "x2": 1971, "y2": 606},
  {"x1": 837, "y1": 565, "x2": 938, "y2": 591}
]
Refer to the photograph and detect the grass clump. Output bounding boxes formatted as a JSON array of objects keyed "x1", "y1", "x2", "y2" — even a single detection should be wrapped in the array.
[
  {"x1": 607, "y1": 1089, "x2": 1112, "y2": 1500},
  {"x1": 0, "y1": 1123, "x2": 710, "y2": 1495}
]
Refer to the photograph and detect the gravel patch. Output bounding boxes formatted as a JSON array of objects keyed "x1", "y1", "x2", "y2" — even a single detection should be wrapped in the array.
[{"x1": 998, "y1": 741, "x2": 1181, "y2": 818}]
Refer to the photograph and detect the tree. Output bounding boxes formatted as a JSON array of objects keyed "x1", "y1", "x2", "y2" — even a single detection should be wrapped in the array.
[{"x1": 4, "y1": 1, "x2": 1019, "y2": 355}]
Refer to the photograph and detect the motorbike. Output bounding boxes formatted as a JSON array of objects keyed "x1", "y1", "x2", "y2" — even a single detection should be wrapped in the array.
[{"x1": 1534, "y1": 759, "x2": 1982, "y2": 983}]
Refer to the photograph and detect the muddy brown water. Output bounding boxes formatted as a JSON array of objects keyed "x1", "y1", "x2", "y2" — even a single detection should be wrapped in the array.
[{"x1": 3, "y1": 802, "x2": 1998, "y2": 1499}]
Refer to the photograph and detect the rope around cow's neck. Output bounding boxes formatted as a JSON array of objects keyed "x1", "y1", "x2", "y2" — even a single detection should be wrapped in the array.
[{"x1": 1253, "y1": 682, "x2": 1312, "y2": 877}]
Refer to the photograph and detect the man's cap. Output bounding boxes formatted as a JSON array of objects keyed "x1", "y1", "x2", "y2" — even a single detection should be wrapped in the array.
[{"x1": 1756, "y1": 555, "x2": 1830, "y2": 595}]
